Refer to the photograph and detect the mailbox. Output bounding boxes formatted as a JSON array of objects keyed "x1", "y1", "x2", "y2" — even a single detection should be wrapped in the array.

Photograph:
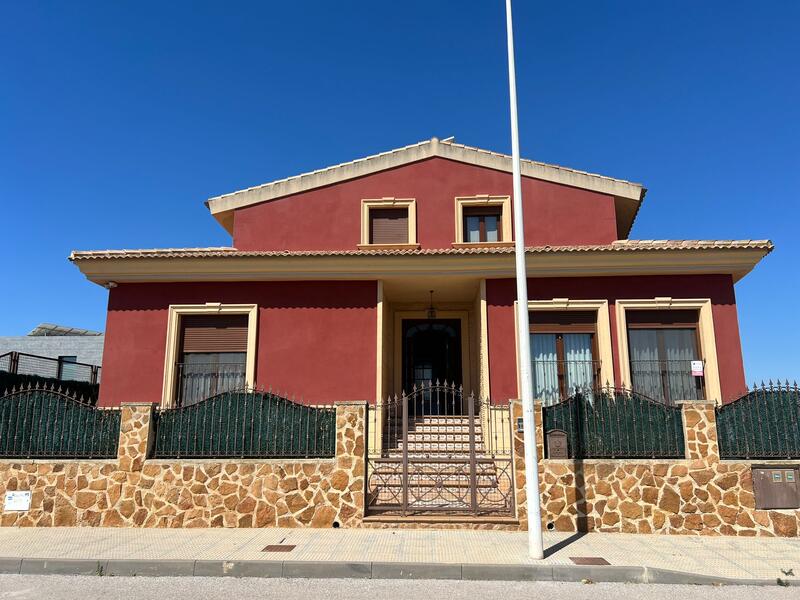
[
  {"x1": 752, "y1": 466, "x2": 800, "y2": 509},
  {"x1": 546, "y1": 429, "x2": 569, "y2": 459}
]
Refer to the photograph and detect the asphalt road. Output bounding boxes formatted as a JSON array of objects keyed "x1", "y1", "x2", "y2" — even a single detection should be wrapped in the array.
[{"x1": 0, "y1": 576, "x2": 799, "y2": 600}]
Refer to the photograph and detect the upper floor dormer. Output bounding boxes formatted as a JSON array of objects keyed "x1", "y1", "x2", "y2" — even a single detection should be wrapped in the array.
[{"x1": 205, "y1": 137, "x2": 646, "y2": 252}]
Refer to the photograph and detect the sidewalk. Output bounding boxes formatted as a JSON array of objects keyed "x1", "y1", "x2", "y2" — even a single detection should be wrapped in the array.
[{"x1": 0, "y1": 527, "x2": 799, "y2": 585}]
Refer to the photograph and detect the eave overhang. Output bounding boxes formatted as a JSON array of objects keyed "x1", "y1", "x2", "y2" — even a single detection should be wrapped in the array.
[{"x1": 69, "y1": 241, "x2": 773, "y2": 287}]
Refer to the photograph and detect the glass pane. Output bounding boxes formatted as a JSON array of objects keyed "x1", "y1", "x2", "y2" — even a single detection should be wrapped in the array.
[
  {"x1": 563, "y1": 333, "x2": 594, "y2": 393},
  {"x1": 178, "y1": 352, "x2": 247, "y2": 407},
  {"x1": 465, "y1": 216, "x2": 481, "y2": 242},
  {"x1": 484, "y1": 215, "x2": 499, "y2": 242},
  {"x1": 530, "y1": 333, "x2": 559, "y2": 405},
  {"x1": 663, "y1": 329, "x2": 701, "y2": 401},
  {"x1": 628, "y1": 329, "x2": 664, "y2": 401}
]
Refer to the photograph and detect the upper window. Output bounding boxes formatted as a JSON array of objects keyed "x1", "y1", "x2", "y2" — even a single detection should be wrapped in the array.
[
  {"x1": 370, "y1": 208, "x2": 409, "y2": 244},
  {"x1": 176, "y1": 314, "x2": 248, "y2": 407},
  {"x1": 454, "y1": 196, "x2": 512, "y2": 244},
  {"x1": 626, "y1": 310, "x2": 704, "y2": 404},
  {"x1": 360, "y1": 198, "x2": 417, "y2": 247},
  {"x1": 463, "y1": 206, "x2": 502, "y2": 243},
  {"x1": 529, "y1": 311, "x2": 599, "y2": 405}
]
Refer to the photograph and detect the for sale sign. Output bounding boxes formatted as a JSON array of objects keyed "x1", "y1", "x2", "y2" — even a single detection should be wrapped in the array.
[
  {"x1": 3, "y1": 491, "x2": 31, "y2": 512},
  {"x1": 691, "y1": 360, "x2": 704, "y2": 377}
]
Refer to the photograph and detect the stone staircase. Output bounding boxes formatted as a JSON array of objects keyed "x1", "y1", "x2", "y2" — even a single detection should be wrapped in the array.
[{"x1": 369, "y1": 414, "x2": 511, "y2": 512}]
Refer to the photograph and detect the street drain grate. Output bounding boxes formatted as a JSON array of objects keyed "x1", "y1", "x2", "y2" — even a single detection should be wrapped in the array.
[
  {"x1": 570, "y1": 557, "x2": 610, "y2": 566},
  {"x1": 262, "y1": 545, "x2": 296, "y2": 552}
]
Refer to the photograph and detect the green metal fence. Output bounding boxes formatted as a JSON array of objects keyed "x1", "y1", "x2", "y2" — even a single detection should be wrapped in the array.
[
  {"x1": 717, "y1": 382, "x2": 800, "y2": 459},
  {"x1": 0, "y1": 385, "x2": 120, "y2": 459},
  {"x1": 151, "y1": 389, "x2": 337, "y2": 459},
  {"x1": 542, "y1": 387, "x2": 685, "y2": 459}
]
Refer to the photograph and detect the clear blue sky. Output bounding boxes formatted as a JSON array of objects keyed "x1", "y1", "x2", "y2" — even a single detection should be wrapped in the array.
[{"x1": 1, "y1": 1, "x2": 798, "y2": 383}]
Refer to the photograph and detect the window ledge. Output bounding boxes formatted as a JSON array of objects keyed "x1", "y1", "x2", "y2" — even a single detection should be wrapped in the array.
[
  {"x1": 357, "y1": 243, "x2": 421, "y2": 251},
  {"x1": 452, "y1": 241, "x2": 515, "y2": 249}
]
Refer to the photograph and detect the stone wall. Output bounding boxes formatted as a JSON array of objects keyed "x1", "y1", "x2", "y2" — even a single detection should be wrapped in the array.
[
  {"x1": 0, "y1": 401, "x2": 366, "y2": 528},
  {"x1": 512, "y1": 400, "x2": 800, "y2": 537}
]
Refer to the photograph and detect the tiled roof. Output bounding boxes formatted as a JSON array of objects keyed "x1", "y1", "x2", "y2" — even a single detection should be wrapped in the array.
[{"x1": 69, "y1": 240, "x2": 774, "y2": 261}]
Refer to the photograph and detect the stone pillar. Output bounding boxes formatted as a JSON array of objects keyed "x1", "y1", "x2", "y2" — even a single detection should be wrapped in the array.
[
  {"x1": 679, "y1": 401, "x2": 720, "y2": 466},
  {"x1": 332, "y1": 401, "x2": 367, "y2": 527},
  {"x1": 117, "y1": 403, "x2": 155, "y2": 473},
  {"x1": 510, "y1": 399, "x2": 544, "y2": 530}
]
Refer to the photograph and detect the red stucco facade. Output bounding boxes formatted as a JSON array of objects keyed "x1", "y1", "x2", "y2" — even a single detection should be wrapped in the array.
[
  {"x1": 485, "y1": 275, "x2": 747, "y2": 404},
  {"x1": 83, "y1": 149, "x2": 762, "y2": 409},
  {"x1": 98, "y1": 281, "x2": 377, "y2": 407},
  {"x1": 232, "y1": 157, "x2": 619, "y2": 251}
]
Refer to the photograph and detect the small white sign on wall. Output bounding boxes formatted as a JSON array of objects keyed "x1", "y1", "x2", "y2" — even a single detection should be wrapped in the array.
[
  {"x1": 3, "y1": 491, "x2": 31, "y2": 512},
  {"x1": 691, "y1": 360, "x2": 704, "y2": 377}
]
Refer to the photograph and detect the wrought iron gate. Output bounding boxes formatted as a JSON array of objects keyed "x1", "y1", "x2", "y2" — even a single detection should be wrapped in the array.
[{"x1": 366, "y1": 381, "x2": 514, "y2": 516}]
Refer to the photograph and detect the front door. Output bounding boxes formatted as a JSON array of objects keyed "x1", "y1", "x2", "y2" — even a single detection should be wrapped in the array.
[{"x1": 401, "y1": 319, "x2": 462, "y2": 394}]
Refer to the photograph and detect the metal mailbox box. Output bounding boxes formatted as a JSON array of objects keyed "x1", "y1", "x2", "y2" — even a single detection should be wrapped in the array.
[
  {"x1": 752, "y1": 465, "x2": 800, "y2": 510},
  {"x1": 546, "y1": 429, "x2": 568, "y2": 459}
]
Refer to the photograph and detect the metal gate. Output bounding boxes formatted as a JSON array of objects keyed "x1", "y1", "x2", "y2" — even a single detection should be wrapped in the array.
[{"x1": 366, "y1": 381, "x2": 514, "y2": 516}]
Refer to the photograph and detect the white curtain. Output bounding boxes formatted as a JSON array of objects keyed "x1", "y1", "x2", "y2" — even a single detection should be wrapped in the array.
[
  {"x1": 530, "y1": 333, "x2": 558, "y2": 405},
  {"x1": 628, "y1": 329, "x2": 662, "y2": 400},
  {"x1": 664, "y1": 329, "x2": 700, "y2": 400},
  {"x1": 563, "y1": 333, "x2": 594, "y2": 394}
]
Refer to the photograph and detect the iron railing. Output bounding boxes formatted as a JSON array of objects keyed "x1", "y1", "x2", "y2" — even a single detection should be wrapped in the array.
[
  {"x1": 367, "y1": 381, "x2": 514, "y2": 516},
  {"x1": 152, "y1": 387, "x2": 336, "y2": 459},
  {"x1": 0, "y1": 351, "x2": 100, "y2": 383},
  {"x1": 542, "y1": 386, "x2": 686, "y2": 459},
  {"x1": 174, "y1": 362, "x2": 246, "y2": 407},
  {"x1": 0, "y1": 384, "x2": 120, "y2": 459},
  {"x1": 629, "y1": 359, "x2": 705, "y2": 405},
  {"x1": 532, "y1": 359, "x2": 601, "y2": 406},
  {"x1": 717, "y1": 381, "x2": 800, "y2": 459}
]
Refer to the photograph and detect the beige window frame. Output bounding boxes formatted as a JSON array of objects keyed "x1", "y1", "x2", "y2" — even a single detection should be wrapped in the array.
[
  {"x1": 161, "y1": 303, "x2": 258, "y2": 408},
  {"x1": 615, "y1": 298, "x2": 721, "y2": 403},
  {"x1": 511, "y1": 299, "x2": 614, "y2": 399},
  {"x1": 454, "y1": 195, "x2": 513, "y2": 245},
  {"x1": 359, "y1": 198, "x2": 417, "y2": 248}
]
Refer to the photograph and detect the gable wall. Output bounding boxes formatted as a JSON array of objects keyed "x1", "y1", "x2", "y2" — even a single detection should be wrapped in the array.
[{"x1": 231, "y1": 157, "x2": 619, "y2": 251}]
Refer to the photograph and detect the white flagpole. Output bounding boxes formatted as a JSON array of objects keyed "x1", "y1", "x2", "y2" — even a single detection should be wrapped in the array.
[{"x1": 505, "y1": 0, "x2": 544, "y2": 559}]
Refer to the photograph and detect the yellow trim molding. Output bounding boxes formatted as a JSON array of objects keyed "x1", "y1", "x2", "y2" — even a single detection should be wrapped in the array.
[
  {"x1": 161, "y1": 303, "x2": 258, "y2": 408},
  {"x1": 615, "y1": 298, "x2": 721, "y2": 403},
  {"x1": 360, "y1": 198, "x2": 417, "y2": 246},
  {"x1": 454, "y1": 195, "x2": 513, "y2": 244}
]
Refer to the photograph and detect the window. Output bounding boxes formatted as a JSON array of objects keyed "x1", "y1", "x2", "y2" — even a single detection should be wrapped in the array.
[
  {"x1": 57, "y1": 355, "x2": 79, "y2": 381},
  {"x1": 529, "y1": 311, "x2": 600, "y2": 405},
  {"x1": 454, "y1": 196, "x2": 512, "y2": 244},
  {"x1": 176, "y1": 315, "x2": 248, "y2": 407},
  {"x1": 161, "y1": 303, "x2": 258, "y2": 408},
  {"x1": 463, "y1": 206, "x2": 502, "y2": 243},
  {"x1": 370, "y1": 207, "x2": 409, "y2": 244},
  {"x1": 360, "y1": 198, "x2": 417, "y2": 247},
  {"x1": 626, "y1": 310, "x2": 704, "y2": 404}
]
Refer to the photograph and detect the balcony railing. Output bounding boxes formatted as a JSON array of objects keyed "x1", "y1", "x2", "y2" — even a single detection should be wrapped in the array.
[
  {"x1": 532, "y1": 359, "x2": 601, "y2": 406},
  {"x1": 0, "y1": 351, "x2": 100, "y2": 384},
  {"x1": 629, "y1": 359, "x2": 705, "y2": 405},
  {"x1": 175, "y1": 362, "x2": 246, "y2": 407}
]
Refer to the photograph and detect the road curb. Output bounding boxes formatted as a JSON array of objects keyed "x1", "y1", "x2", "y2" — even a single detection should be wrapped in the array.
[{"x1": 0, "y1": 557, "x2": 794, "y2": 586}]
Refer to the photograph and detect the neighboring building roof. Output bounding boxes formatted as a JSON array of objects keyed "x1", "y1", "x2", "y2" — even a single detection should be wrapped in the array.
[
  {"x1": 27, "y1": 323, "x2": 103, "y2": 337},
  {"x1": 69, "y1": 240, "x2": 773, "y2": 261},
  {"x1": 204, "y1": 137, "x2": 647, "y2": 237},
  {"x1": 69, "y1": 239, "x2": 773, "y2": 285}
]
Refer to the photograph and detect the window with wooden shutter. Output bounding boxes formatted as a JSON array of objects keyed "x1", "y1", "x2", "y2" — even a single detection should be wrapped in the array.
[
  {"x1": 369, "y1": 207, "x2": 409, "y2": 244},
  {"x1": 180, "y1": 315, "x2": 248, "y2": 353}
]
